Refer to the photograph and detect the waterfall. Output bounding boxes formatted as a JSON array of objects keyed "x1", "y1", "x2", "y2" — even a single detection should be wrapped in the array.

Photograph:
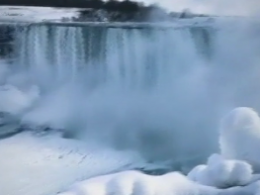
[
  {"x1": 12, "y1": 25, "x2": 213, "y2": 89},
  {"x1": 1, "y1": 21, "x2": 260, "y2": 165},
  {"x1": 5, "y1": 24, "x2": 215, "y2": 163}
]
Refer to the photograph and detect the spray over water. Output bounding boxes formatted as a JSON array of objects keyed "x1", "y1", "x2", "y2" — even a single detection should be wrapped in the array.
[{"x1": 1, "y1": 20, "x2": 260, "y2": 167}]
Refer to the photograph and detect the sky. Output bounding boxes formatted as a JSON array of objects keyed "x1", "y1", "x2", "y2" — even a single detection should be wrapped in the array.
[{"x1": 139, "y1": 0, "x2": 260, "y2": 16}]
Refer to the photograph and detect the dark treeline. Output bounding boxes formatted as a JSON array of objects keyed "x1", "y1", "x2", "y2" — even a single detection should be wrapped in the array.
[
  {"x1": 0, "y1": 0, "x2": 142, "y2": 12},
  {"x1": 0, "y1": 0, "x2": 178, "y2": 22},
  {"x1": 0, "y1": 0, "x2": 206, "y2": 22}
]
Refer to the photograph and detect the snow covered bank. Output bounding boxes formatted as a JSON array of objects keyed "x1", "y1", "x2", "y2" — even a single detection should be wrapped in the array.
[
  {"x1": 0, "y1": 132, "x2": 147, "y2": 195},
  {"x1": 57, "y1": 168, "x2": 260, "y2": 195},
  {"x1": 0, "y1": 6, "x2": 82, "y2": 22},
  {"x1": 58, "y1": 171, "x2": 219, "y2": 195}
]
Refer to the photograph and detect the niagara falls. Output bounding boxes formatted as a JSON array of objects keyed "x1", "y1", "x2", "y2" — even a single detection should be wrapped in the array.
[{"x1": 0, "y1": 1, "x2": 260, "y2": 195}]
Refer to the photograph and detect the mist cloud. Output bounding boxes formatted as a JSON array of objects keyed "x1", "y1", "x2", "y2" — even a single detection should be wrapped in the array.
[{"x1": 139, "y1": 0, "x2": 260, "y2": 16}]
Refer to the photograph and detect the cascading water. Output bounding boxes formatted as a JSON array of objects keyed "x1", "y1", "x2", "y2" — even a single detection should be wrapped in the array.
[
  {"x1": 13, "y1": 25, "x2": 212, "y2": 89},
  {"x1": 4, "y1": 24, "x2": 216, "y2": 165},
  {"x1": 1, "y1": 20, "x2": 260, "y2": 170}
]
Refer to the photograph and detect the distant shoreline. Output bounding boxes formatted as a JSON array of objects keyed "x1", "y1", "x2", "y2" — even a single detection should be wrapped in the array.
[
  {"x1": 0, "y1": 1, "x2": 208, "y2": 22},
  {"x1": 0, "y1": 0, "x2": 141, "y2": 10}
]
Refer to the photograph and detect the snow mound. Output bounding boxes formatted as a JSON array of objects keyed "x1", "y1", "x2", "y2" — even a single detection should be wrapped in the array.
[
  {"x1": 58, "y1": 169, "x2": 260, "y2": 195},
  {"x1": 59, "y1": 171, "x2": 219, "y2": 195},
  {"x1": 188, "y1": 153, "x2": 253, "y2": 188},
  {"x1": 219, "y1": 107, "x2": 260, "y2": 172}
]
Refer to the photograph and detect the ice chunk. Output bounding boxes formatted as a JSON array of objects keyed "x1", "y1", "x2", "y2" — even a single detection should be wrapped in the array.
[
  {"x1": 188, "y1": 154, "x2": 253, "y2": 188},
  {"x1": 219, "y1": 107, "x2": 260, "y2": 172}
]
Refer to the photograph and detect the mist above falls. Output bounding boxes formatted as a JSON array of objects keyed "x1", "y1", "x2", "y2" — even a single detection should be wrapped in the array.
[
  {"x1": 1, "y1": 20, "x2": 260, "y2": 166},
  {"x1": 139, "y1": 0, "x2": 260, "y2": 16}
]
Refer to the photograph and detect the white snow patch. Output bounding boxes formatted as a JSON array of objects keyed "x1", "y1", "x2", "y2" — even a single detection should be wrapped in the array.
[
  {"x1": 0, "y1": 132, "x2": 146, "y2": 195},
  {"x1": 0, "y1": 6, "x2": 83, "y2": 22}
]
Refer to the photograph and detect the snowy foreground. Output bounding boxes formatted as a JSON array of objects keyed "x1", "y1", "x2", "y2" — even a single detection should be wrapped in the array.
[
  {"x1": 1, "y1": 85, "x2": 260, "y2": 194},
  {"x1": 57, "y1": 107, "x2": 260, "y2": 195},
  {"x1": 0, "y1": 132, "x2": 148, "y2": 195}
]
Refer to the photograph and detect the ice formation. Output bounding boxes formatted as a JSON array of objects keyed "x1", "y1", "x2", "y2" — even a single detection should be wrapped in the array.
[
  {"x1": 188, "y1": 153, "x2": 253, "y2": 188},
  {"x1": 219, "y1": 107, "x2": 260, "y2": 172}
]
